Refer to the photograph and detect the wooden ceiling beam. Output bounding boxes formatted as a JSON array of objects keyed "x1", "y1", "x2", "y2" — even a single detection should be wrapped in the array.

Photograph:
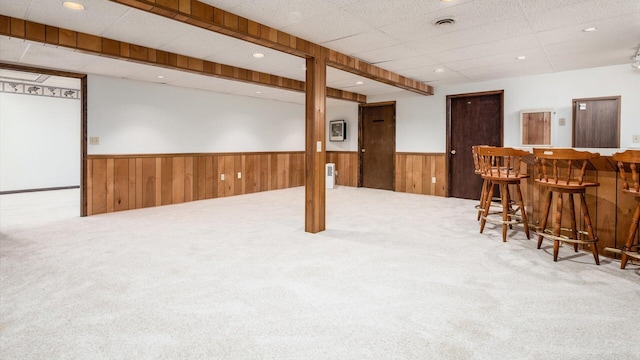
[
  {"x1": 0, "y1": 15, "x2": 366, "y2": 103},
  {"x1": 108, "y1": 0, "x2": 434, "y2": 96}
]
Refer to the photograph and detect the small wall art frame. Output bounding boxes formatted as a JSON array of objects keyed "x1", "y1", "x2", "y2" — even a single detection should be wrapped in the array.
[{"x1": 330, "y1": 120, "x2": 346, "y2": 142}]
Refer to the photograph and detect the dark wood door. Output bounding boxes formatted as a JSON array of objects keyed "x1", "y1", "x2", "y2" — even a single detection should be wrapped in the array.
[
  {"x1": 360, "y1": 103, "x2": 395, "y2": 190},
  {"x1": 573, "y1": 97, "x2": 620, "y2": 148},
  {"x1": 448, "y1": 92, "x2": 503, "y2": 200}
]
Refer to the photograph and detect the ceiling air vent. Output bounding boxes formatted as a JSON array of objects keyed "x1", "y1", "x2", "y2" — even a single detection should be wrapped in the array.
[{"x1": 432, "y1": 17, "x2": 457, "y2": 27}]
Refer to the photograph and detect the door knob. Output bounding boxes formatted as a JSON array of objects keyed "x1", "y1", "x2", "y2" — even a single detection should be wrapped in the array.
[
  {"x1": 450, "y1": 150, "x2": 456, "y2": 155},
  {"x1": 361, "y1": 149, "x2": 366, "y2": 152}
]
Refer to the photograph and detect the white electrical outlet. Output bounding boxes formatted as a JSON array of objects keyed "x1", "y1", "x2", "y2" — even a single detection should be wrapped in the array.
[
  {"x1": 633, "y1": 134, "x2": 640, "y2": 143},
  {"x1": 237, "y1": 172, "x2": 242, "y2": 179},
  {"x1": 220, "y1": 174, "x2": 225, "y2": 181},
  {"x1": 89, "y1": 136, "x2": 99, "y2": 145},
  {"x1": 558, "y1": 118, "x2": 566, "y2": 126},
  {"x1": 432, "y1": 177, "x2": 436, "y2": 184}
]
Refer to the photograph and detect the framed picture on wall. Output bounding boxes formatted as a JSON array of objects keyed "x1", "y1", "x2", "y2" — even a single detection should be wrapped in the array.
[{"x1": 330, "y1": 120, "x2": 346, "y2": 142}]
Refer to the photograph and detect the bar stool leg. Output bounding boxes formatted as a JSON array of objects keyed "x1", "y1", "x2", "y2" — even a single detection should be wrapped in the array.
[
  {"x1": 516, "y1": 184, "x2": 530, "y2": 239},
  {"x1": 579, "y1": 193, "x2": 600, "y2": 265},
  {"x1": 506, "y1": 185, "x2": 513, "y2": 230},
  {"x1": 553, "y1": 193, "x2": 564, "y2": 262},
  {"x1": 478, "y1": 179, "x2": 489, "y2": 221},
  {"x1": 480, "y1": 182, "x2": 495, "y2": 234},
  {"x1": 621, "y1": 203, "x2": 640, "y2": 269},
  {"x1": 501, "y1": 183, "x2": 509, "y2": 242},
  {"x1": 538, "y1": 190, "x2": 553, "y2": 249},
  {"x1": 568, "y1": 194, "x2": 579, "y2": 252}
]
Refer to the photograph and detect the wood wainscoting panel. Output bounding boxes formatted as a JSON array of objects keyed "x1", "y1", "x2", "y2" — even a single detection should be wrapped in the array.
[
  {"x1": 326, "y1": 151, "x2": 358, "y2": 187},
  {"x1": 395, "y1": 153, "x2": 446, "y2": 196},
  {"x1": 86, "y1": 151, "x2": 304, "y2": 215}
]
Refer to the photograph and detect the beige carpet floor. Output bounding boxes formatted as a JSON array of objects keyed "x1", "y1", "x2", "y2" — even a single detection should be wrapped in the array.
[{"x1": 1, "y1": 187, "x2": 638, "y2": 360}]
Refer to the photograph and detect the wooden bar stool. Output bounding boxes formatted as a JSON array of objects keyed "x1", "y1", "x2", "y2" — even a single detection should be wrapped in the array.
[
  {"x1": 478, "y1": 146, "x2": 531, "y2": 242},
  {"x1": 533, "y1": 148, "x2": 600, "y2": 265},
  {"x1": 606, "y1": 150, "x2": 640, "y2": 269},
  {"x1": 473, "y1": 145, "x2": 489, "y2": 221}
]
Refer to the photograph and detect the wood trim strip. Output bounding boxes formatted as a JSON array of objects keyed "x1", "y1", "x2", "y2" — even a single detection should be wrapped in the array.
[
  {"x1": 0, "y1": 15, "x2": 365, "y2": 103},
  {"x1": 106, "y1": 0, "x2": 433, "y2": 96},
  {"x1": 396, "y1": 152, "x2": 447, "y2": 156},
  {"x1": 0, "y1": 186, "x2": 80, "y2": 195},
  {"x1": 87, "y1": 151, "x2": 306, "y2": 159}
]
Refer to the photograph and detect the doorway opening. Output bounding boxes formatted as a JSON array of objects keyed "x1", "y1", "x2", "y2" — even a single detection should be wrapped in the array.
[{"x1": 0, "y1": 63, "x2": 87, "y2": 217}]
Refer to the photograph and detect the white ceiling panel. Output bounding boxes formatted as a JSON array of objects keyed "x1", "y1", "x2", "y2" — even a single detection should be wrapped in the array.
[
  {"x1": 535, "y1": 13, "x2": 640, "y2": 46},
  {"x1": 79, "y1": 56, "x2": 156, "y2": 79},
  {"x1": 159, "y1": 27, "x2": 244, "y2": 60},
  {"x1": 372, "y1": 55, "x2": 440, "y2": 73},
  {"x1": 229, "y1": 0, "x2": 338, "y2": 30},
  {"x1": 321, "y1": 30, "x2": 398, "y2": 55},
  {"x1": 525, "y1": 0, "x2": 640, "y2": 32},
  {"x1": 24, "y1": 0, "x2": 130, "y2": 35},
  {"x1": 353, "y1": 44, "x2": 425, "y2": 64},
  {"x1": 0, "y1": 0, "x2": 31, "y2": 18},
  {"x1": 406, "y1": 16, "x2": 535, "y2": 53},
  {"x1": 427, "y1": 34, "x2": 541, "y2": 63},
  {"x1": 445, "y1": 48, "x2": 549, "y2": 72},
  {"x1": 281, "y1": 9, "x2": 372, "y2": 44},
  {"x1": 0, "y1": 36, "x2": 29, "y2": 63},
  {"x1": 17, "y1": 41, "x2": 98, "y2": 72},
  {"x1": 100, "y1": 8, "x2": 193, "y2": 48},
  {"x1": 517, "y1": 0, "x2": 589, "y2": 14},
  {"x1": 459, "y1": 59, "x2": 554, "y2": 79},
  {"x1": 198, "y1": 0, "x2": 253, "y2": 12}
]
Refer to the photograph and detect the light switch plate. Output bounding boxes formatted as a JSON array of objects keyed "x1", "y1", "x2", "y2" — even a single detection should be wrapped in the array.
[
  {"x1": 633, "y1": 134, "x2": 640, "y2": 143},
  {"x1": 89, "y1": 136, "x2": 99, "y2": 145},
  {"x1": 558, "y1": 118, "x2": 566, "y2": 126}
]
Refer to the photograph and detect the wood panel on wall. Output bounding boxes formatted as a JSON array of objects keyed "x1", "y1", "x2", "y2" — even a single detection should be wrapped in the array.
[
  {"x1": 395, "y1": 153, "x2": 447, "y2": 197},
  {"x1": 326, "y1": 151, "x2": 358, "y2": 187},
  {"x1": 86, "y1": 151, "x2": 304, "y2": 215}
]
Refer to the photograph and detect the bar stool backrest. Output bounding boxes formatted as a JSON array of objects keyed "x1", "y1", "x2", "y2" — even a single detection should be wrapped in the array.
[
  {"x1": 612, "y1": 149, "x2": 640, "y2": 193},
  {"x1": 477, "y1": 146, "x2": 530, "y2": 178},
  {"x1": 533, "y1": 148, "x2": 600, "y2": 186},
  {"x1": 472, "y1": 145, "x2": 486, "y2": 175}
]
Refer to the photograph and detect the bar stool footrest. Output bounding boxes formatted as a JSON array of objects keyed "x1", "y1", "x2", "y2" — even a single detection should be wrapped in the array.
[{"x1": 535, "y1": 228, "x2": 598, "y2": 245}]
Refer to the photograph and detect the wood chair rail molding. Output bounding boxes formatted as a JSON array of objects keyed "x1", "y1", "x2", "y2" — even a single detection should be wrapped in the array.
[
  {"x1": 0, "y1": 16, "x2": 366, "y2": 103},
  {"x1": 108, "y1": 0, "x2": 434, "y2": 96}
]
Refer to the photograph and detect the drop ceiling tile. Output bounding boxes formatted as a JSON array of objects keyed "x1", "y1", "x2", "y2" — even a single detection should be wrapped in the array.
[
  {"x1": 281, "y1": 9, "x2": 372, "y2": 43},
  {"x1": 518, "y1": 0, "x2": 588, "y2": 13},
  {"x1": 536, "y1": 13, "x2": 640, "y2": 46},
  {"x1": 341, "y1": 0, "x2": 473, "y2": 29},
  {"x1": 380, "y1": 0, "x2": 524, "y2": 43},
  {"x1": 353, "y1": 44, "x2": 425, "y2": 64},
  {"x1": 80, "y1": 56, "x2": 155, "y2": 78},
  {"x1": 526, "y1": 0, "x2": 640, "y2": 32},
  {"x1": 406, "y1": 16, "x2": 534, "y2": 53},
  {"x1": 321, "y1": 30, "x2": 399, "y2": 55},
  {"x1": 229, "y1": 0, "x2": 338, "y2": 30},
  {"x1": 0, "y1": 36, "x2": 29, "y2": 63},
  {"x1": 165, "y1": 71, "x2": 248, "y2": 94},
  {"x1": 0, "y1": 0, "x2": 31, "y2": 18},
  {"x1": 25, "y1": 0, "x2": 130, "y2": 35},
  {"x1": 548, "y1": 52, "x2": 634, "y2": 72},
  {"x1": 18, "y1": 42, "x2": 98, "y2": 72},
  {"x1": 372, "y1": 55, "x2": 440, "y2": 73},
  {"x1": 197, "y1": 0, "x2": 254, "y2": 12},
  {"x1": 464, "y1": 66, "x2": 554, "y2": 82},
  {"x1": 427, "y1": 34, "x2": 540, "y2": 63},
  {"x1": 160, "y1": 28, "x2": 245, "y2": 60},
  {"x1": 445, "y1": 48, "x2": 549, "y2": 72},
  {"x1": 543, "y1": 31, "x2": 639, "y2": 57},
  {"x1": 458, "y1": 59, "x2": 553, "y2": 78},
  {"x1": 100, "y1": 8, "x2": 193, "y2": 49},
  {"x1": 327, "y1": 67, "x2": 361, "y2": 82}
]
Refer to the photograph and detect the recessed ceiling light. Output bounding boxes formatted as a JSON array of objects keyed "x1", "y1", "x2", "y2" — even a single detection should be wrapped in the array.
[
  {"x1": 434, "y1": 68, "x2": 445, "y2": 73},
  {"x1": 440, "y1": 0, "x2": 455, "y2": 2},
  {"x1": 252, "y1": 53, "x2": 264, "y2": 58},
  {"x1": 255, "y1": 91, "x2": 262, "y2": 94},
  {"x1": 62, "y1": 1, "x2": 85, "y2": 10},
  {"x1": 355, "y1": 81, "x2": 364, "y2": 85},
  {"x1": 582, "y1": 27, "x2": 597, "y2": 32},
  {"x1": 157, "y1": 75, "x2": 165, "y2": 79},
  {"x1": 516, "y1": 55, "x2": 526, "y2": 60}
]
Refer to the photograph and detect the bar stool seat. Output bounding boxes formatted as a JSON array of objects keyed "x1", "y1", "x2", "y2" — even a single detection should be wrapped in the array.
[
  {"x1": 533, "y1": 148, "x2": 600, "y2": 265},
  {"x1": 606, "y1": 149, "x2": 640, "y2": 269},
  {"x1": 478, "y1": 146, "x2": 531, "y2": 242}
]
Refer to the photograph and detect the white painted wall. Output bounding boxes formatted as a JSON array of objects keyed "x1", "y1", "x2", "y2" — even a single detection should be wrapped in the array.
[
  {"x1": 0, "y1": 92, "x2": 80, "y2": 192},
  {"x1": 370, "y1": 64, "x2": 640, "y2": 152},
  {"x1": 87, "y1": 75, "x2": 305, "y2": 155}
]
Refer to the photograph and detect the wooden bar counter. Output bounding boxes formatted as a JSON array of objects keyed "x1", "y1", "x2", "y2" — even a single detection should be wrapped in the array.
[{"x1": 518, "y1": 148, "x2": 638, "y2": 261}]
